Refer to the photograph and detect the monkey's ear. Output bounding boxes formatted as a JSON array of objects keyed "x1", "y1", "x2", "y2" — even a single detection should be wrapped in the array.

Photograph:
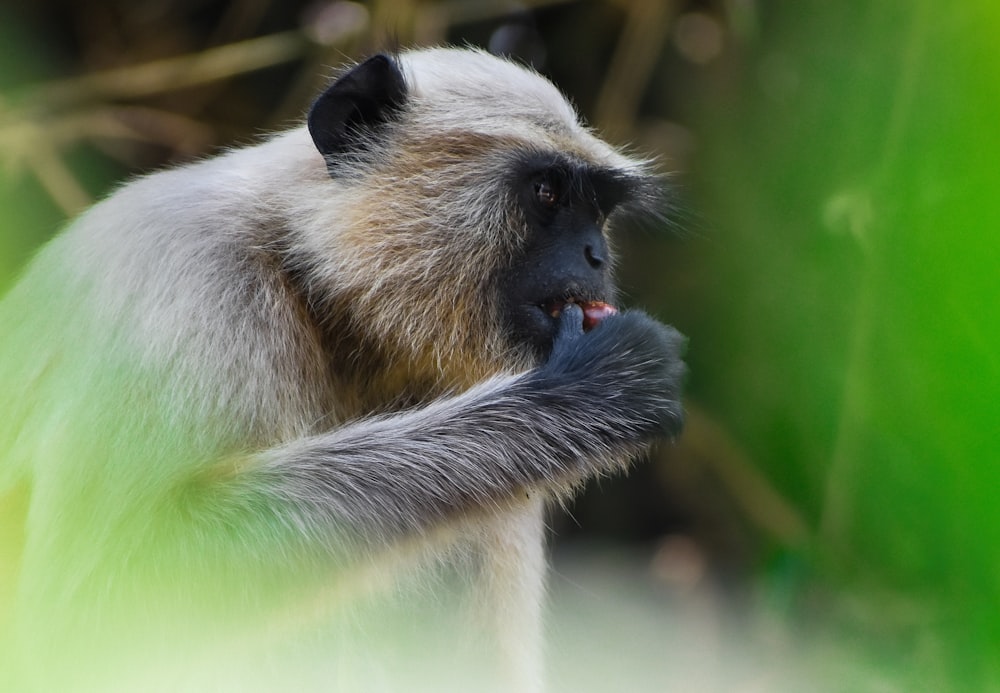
[{"x1": 308, "y1": 54, "x2": 408, "y2": 172}]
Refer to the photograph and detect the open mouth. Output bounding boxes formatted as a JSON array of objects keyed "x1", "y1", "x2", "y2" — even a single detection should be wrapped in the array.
[{"x1": 540, "y1": 297, "x2": 619, "y2": 331}]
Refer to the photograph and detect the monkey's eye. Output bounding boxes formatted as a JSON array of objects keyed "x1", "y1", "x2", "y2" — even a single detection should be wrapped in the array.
[{"x1": 534, "y1": 180, "x2": 558, "y2": 207}]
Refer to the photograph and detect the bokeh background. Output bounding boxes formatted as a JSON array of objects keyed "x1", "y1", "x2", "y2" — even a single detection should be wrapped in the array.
[{"x1": 2, "y1": 0, "x2": 999, "y2": 690}]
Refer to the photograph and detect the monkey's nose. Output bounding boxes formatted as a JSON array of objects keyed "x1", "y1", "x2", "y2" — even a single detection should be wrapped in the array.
[{"x1": 584, "y1": 243, "x2": 606, "y2": 269}]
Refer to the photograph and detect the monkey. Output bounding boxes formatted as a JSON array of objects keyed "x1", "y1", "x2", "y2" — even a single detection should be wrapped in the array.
[{"x1": 0, "y1": 47, "x2": 684, "y2": 691}]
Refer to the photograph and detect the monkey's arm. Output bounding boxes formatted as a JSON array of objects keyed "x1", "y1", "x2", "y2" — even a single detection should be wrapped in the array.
[
  {"x1": 221, "y1": 307, "x2": 684, "y2": 551},
  {"x1": 14, "y1": 303, "x2": 681, "y2": 614}
]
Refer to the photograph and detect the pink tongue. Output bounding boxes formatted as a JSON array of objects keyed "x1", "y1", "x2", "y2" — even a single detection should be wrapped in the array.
[{"x1": 580, "y1": 301, "x2": 618, "y2": 331}]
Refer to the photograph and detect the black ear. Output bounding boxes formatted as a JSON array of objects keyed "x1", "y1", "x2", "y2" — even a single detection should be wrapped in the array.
[{"x1": 307, "y1": 54, "x2": 408, "y2": 173}]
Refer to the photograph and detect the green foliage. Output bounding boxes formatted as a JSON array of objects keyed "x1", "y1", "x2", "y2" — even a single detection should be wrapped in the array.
[{"x1": 693, "y1": 1, "x2": 1000, "y2": 684}]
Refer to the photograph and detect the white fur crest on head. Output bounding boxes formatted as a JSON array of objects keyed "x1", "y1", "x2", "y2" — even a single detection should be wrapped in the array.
[
  {"x1": 400, "y1": 47, "x2": 578, "y2": 128},
  {"x1": 393, "y1": 47, "x2": 645, "y2": 174}
]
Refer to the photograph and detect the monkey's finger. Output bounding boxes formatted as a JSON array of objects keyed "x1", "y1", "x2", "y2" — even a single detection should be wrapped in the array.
[{"x1": 556, "y1": 303, "x2": 585, "y2": 340}]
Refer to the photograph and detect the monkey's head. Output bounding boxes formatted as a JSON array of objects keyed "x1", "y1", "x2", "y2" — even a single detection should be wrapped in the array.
[{"x1": 305, "y1": 48, "x2": 663, "y2": 403}]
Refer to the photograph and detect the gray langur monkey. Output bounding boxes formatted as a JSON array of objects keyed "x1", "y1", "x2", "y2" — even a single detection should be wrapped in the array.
[{"x1": 0, "y1": 47, "x2": 685, "y2": 691}]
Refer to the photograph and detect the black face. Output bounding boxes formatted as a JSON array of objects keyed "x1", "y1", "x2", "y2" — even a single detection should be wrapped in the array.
[{"x1": 499, "y1": 153, "x2": 634, "y2": 358}]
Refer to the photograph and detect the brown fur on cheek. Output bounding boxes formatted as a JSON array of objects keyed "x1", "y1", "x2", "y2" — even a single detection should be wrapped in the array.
[
  {"x1": 323, "y1": 209, "x2": 514, "y2": 407},
  {"x1": 305, "y1": 131, "x2": 543, "y2": 404}
]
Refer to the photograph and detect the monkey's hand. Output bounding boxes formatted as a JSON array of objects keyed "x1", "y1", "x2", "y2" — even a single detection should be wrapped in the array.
[{"x1": 535, "y1": 303, "x2": 686, "y2": 443}]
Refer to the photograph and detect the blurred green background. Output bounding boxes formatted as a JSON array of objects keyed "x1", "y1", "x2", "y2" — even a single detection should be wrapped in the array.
[{"x1": 2, "y1": 0, "x2": 999, "y2": 689}]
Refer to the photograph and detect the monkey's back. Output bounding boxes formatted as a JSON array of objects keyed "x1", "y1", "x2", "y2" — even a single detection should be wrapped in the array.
[{"x1": 1, "y1": 131, "x2": 341, "y2": 477}]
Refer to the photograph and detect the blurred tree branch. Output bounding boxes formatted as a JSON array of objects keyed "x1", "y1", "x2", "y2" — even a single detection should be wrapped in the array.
[
  {"x1": 679, "y1": 405, "x2": 811, "y2": 549},
  {"x1": 594, "y1": 0, "x2": 675, "y2": 142},
  {"x1": 11, "y1": 30, "x2": 310, "y2": 112}
]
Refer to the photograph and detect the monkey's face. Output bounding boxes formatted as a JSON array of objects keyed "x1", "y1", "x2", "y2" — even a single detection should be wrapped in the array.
[
  {"x1": 306, "y1": 49, "x2": 663, "y2": 391},
  {"x1": 499, "y1": 152, "x2": 632, "y2": 359}
]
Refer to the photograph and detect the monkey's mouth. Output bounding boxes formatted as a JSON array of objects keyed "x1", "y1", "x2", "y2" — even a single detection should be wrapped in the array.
[{"x1": 541, "y1": 297, "x2": 618, "y2": 331}]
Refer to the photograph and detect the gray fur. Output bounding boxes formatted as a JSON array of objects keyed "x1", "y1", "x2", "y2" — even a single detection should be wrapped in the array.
[{"x1": 0, "y1": 48, "x2": 683, "y2": 691}]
